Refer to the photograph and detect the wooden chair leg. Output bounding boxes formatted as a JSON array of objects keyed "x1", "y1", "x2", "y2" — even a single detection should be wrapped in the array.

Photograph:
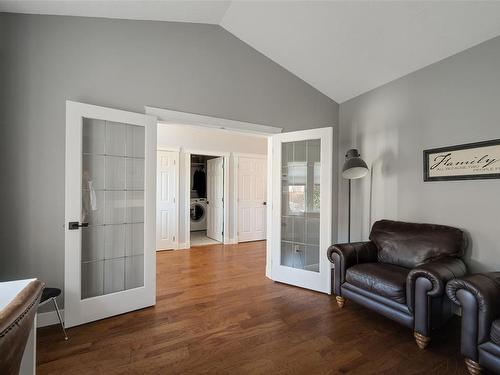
[
  {"x1": 464, "y1": 358, "x2": 482, "y2": 375},
  {"x1": 335, "y1": 296, "x2": 345, "y2": 308},
  {"x1": 414, "y1": 331, "x2": 430, "y2": 349}
]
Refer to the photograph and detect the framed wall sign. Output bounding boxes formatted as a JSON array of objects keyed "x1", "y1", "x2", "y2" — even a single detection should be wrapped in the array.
[{"x1": 423, "y1": 139, "x2": 500, "y2": 182}]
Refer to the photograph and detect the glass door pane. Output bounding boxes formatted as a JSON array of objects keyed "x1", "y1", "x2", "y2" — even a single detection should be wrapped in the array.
[
  {"x1": 280, "y1": 139, "x2": 321, "y2": 272},
  {"x1": 81, "y1": 118, "x2": 145, "y2": 299}
]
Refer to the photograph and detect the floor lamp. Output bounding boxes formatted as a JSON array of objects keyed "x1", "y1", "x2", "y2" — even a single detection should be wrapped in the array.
[{"x1": 342, "y1": 149, "x2": 369, "y2": 243}]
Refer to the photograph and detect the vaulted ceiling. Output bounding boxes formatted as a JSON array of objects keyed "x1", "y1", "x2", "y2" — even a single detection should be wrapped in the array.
[{"x1": 2, "y1": 1, "x2": 500, "y2": 103}]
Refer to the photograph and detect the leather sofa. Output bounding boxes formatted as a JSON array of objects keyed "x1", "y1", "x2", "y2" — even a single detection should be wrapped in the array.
[
  {"x1": 327, "y1": 219, "x2": 467, "y2": 349},
  {"x1": 0, "y1": 279, "x2": 44, "y2": 375},
  {"x1": 447, "y1": 273, "x2": 500, "y2": 375}
]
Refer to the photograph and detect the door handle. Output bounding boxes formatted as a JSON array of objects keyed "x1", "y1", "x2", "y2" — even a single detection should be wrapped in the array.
[
  {"x1": 68, "y1": 221, "x2": 89, "y2": 230},
  {"x1": 263, "y1": 202, "x2": 267, "y2": 206}
]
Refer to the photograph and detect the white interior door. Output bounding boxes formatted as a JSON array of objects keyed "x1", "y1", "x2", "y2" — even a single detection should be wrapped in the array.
[
  {"x1": 269, "y1": 127, "x2": 332, "y2": 294},
  {"x1": 207, "y1": 157, "x2": 224, "y2": 242},
  {"x1": 156, "y1": 151, "x2": 178, "y2": 250},
  {"x1": 65, "y1": 101, "x2": 157, "y2": 328},
  {"x1": 238, "y1": 156, "x2": 267, "y2": 242}
]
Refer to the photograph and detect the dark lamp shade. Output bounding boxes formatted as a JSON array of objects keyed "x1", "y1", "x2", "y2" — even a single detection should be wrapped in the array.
[{"x1": 342, "y1": 149, "x2": 368, "y2": 179}]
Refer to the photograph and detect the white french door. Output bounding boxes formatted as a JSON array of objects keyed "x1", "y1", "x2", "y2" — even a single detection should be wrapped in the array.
[
  {"x1": 269, "y1": 127, "x2": 332, "y2": 294},
  {"x1": 207, "y1": 157, "x2": 224, "y2": 242},
  {"x1": 237, "y1": 155, "x2": 267, "y2": 242},
  {"x1": 156, "y1": 151, "x2": 178, "y2": 251},
  {"x1": 65, "y1": 101, "x2": 157, "y2": 328}
]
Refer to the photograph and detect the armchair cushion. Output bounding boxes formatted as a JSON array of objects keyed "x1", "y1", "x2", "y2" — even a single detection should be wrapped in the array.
[
  {"x1": 370, "y1": 220, "x2": 465, "y2": 269},
  {"x1": 492, "y1": 320, "x2": 500, "y2": 346},
  {"x1": 346, "y1": 263, "x2": 409, "y2": 304}
]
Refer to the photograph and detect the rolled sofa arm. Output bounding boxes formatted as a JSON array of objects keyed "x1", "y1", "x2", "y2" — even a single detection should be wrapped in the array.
[
  {"x1": 406, "y1": 257, "x2": 467, "y2": 337},
  {"x1": 327, "y1": 241, "x2": 378, "y2": 295},
  {"x1": 446, "y1": 273, "x2": 500, "y2": 351},
  {"x1": 406, "y1": 257, "x2": 467, "y2": 313},
  {"x1": 406, "y1": 258, "x2": 467, "y2": 311}
]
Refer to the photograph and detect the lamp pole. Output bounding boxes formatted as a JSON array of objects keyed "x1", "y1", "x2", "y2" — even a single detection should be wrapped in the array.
[
  {"x1": 348, "y1": 179, "x2": 351, "y2": 243},
  {"x1": 342, "y1": 149, "x2": 368, "y2": 244}
]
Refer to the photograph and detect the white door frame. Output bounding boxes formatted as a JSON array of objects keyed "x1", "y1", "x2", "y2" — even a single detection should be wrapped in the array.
[
  {"x1": 145, "y1": 106, "x2": 338, "y2": 288},
  {"x1": 156, "y1": 148, "x2": 180, "y2": 251},
  {"x1": 145, "y1": 106, "x2": 283, "y2": 136},
  {"x1": 184, "y1": 149, "x2": 230, "y2": 247},
  {"x1": 65, "y1": 101, "x2": 157, "y2": 328},
  {"x1": 233, "y1": 153, "x2": 267, "y2": 243}
]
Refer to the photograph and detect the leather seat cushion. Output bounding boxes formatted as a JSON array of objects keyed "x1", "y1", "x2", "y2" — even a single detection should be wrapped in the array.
[
  {"x1": 492, "y1": 319, "x2": 500, "y2": 346},
  {"x1": 345, "y1": 263, "x2": 409, "y2": 304}
]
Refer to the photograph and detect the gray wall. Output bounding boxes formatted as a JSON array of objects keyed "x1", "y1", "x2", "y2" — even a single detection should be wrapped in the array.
[
  {"x1": 0, "y1": 13, "x2": 338, "y2": 308},
  {"x1": 339, "y1": 35, "x2": 500, "y2": 272}
]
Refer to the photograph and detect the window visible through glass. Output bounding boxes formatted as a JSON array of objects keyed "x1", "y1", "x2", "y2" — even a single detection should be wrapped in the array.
[{"x1": 280, "y1": 139, "x2": 321, "y2": 272}]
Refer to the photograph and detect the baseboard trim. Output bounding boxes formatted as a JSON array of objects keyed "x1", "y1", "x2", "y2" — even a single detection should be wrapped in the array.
[
  {"x1": 178, "y1": 242, "x2": 190, "y2": 250},
  {"x1": 37, "y1": 309, "x2": 64, "y2": 328}
]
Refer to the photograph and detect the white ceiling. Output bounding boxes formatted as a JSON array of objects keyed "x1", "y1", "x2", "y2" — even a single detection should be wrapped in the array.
[{"x1": 2, "y1": 1, "x2": 500, "y2": 103}]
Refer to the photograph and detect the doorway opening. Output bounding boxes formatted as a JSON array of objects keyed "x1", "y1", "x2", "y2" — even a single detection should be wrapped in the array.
[{"x1": 190, "y1": 154, "x2": 224, "y2": 246}]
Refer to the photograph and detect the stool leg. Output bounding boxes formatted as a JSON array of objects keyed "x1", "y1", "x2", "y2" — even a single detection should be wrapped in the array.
[{"x1": 52, "y1": 297, "x2": 68, "y2": 340}]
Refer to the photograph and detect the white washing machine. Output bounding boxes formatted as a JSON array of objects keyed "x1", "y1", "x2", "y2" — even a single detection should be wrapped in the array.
[{"x1": 190, "y1": 198, "x2": 207, "y2": 231}]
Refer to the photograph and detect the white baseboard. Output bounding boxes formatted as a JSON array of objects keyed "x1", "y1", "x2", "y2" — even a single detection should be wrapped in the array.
[
  {"x1": 37, "y1": 309, "x2": 64, "y2": 328},
  {"x1": 227, "y1": 238, "x2": 238, "y2": 244},
  {"x1": 177, "y1": 242, "x2": 190, "y2": 249}
]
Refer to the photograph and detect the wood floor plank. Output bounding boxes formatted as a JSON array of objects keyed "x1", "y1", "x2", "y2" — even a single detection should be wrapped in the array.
[{"x1": 37, "y1": 241, "x2": 467, "y2": 374}]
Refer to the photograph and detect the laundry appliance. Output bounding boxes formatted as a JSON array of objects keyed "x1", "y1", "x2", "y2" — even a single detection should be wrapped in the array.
[{"x1": 190, "y1": 198, "x2": 207, "y2": 231}]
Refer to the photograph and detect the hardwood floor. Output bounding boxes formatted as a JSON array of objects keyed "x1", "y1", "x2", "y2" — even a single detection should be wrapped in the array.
[{"x1": 37, "y1": 241, "x2": 467, "y2": 374}]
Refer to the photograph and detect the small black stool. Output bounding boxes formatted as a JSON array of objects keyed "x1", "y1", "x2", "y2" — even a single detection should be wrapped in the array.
[{"x1": 39, "y1": 288, "x2": 68, "y2": 340}]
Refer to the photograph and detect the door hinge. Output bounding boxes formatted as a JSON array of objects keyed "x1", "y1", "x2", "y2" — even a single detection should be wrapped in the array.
[{"x1": 173, "y1": 236, "x2": 175, "y2": 242}]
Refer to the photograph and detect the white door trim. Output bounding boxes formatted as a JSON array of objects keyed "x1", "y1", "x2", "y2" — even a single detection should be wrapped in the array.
[
  {"x1": 145, "y1": 106, "x2": 282, "y2": 136},
  {"x1": 270, "y1": 127, "x2": 333, "y2": 294},
  {"x1": 233, "y1": 153, "x2": 267, "y2": 243},
  {"x1": 266, "y1": 140, "x2": 273, "y2": 279},
  {"x1": 184, "y1": 149, "x2": 230, "y2": 247},
  {"x1": 64, "y1": 100, "x2": 157, "y2": 328},
  {"x1": 156, "y1": 150, "x2": 180, "y2": 251},
  {"x1": 157, "y1": 146, "x2": 180, "y2": 152}
]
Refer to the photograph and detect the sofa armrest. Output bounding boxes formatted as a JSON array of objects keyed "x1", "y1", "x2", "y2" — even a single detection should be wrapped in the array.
[
  {"x1": 446, "y1": 273, "x2": 500, "y2": 351},
  {"x1": 406, "y1": 257, "x2": 467, "y2": 312},
  {"x1": 327, "y1": 241, "x2": 378, "y2": 295}
]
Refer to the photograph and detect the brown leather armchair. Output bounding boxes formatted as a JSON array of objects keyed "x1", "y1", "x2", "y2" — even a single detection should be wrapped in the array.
[
  {"x1": 0, "y1": 280, "x2": 44, "y2": 375},
  {"x1": 447, "y1": 273, "x2": 500, "y2": 375},
  {"x1": 328, "y1": 220, "x2": 467, "y2": 349}
]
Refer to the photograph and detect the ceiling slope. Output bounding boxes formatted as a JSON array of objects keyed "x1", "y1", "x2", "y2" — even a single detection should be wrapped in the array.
[
  {"x1": 0, "y1": 0, "x2": 231, "y2": 24},
  {"x1": 221, "y1": 1, "x2": 500, "y2": 102}
]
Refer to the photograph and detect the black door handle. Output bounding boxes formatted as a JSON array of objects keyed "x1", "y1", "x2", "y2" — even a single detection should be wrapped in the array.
[
  {"x1": 263, "y1": 202, "x2": 267, "y2": 206},
  {"x1": 69, "y1": 222, "x2": 89, "y2": 230}
]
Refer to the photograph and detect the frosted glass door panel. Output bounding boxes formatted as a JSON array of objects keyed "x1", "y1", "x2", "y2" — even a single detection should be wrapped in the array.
[
  {"x1": 81, "y1": 117, "x2": 145, "y2": 299},
  {"x1": 280, "y1": 139, "x2": 321, "y2": 272}
]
